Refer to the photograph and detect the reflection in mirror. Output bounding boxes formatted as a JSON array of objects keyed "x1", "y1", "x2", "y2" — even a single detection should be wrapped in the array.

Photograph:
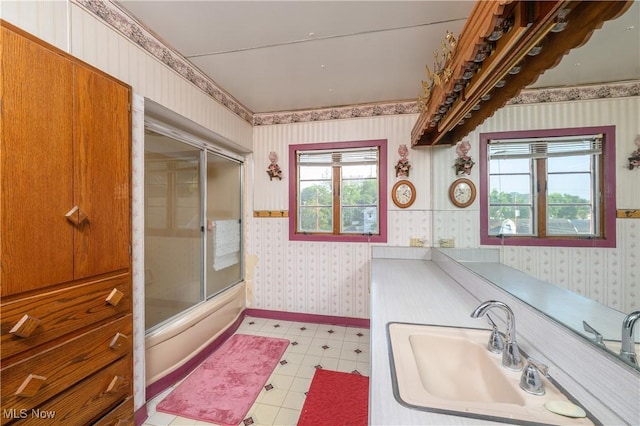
[
  {"x1": 620, "y1": 311, "x2": 640, "y2": 366},
  {"x1": 436, "y1": 3, "x2": 639, "y2": 369},
  {"x1": 484, "y1": 130, "x2": 607, "y2": 242},
  {"x1": 436, "y1": 248, "x2": 639, "y2": 371}
]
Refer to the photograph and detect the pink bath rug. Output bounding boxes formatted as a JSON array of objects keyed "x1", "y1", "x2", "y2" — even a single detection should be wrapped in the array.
[{"x1": 156, "y1": 333, "x2": 289, "y2": 425}]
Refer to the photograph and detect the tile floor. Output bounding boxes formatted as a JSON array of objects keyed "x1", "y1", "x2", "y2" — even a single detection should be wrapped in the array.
[{"x1": 143, "y1": 316, "x2": 371, "y2": 426}]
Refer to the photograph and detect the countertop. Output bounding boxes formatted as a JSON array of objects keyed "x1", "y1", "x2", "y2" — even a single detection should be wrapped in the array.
[
  {"x1": 369, "y1": 248, "x2": 504, "y2": 425},
  {"x1": 369, "y1": 247, "x2": 639, "y2": 426}
]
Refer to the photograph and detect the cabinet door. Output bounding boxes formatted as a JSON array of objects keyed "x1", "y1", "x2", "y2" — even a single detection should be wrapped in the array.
[
  {"x1": 73, "y1": 65, "x2": 131, "y2": 279},
  {"x1": 0, "y1": 26, "x2": 74, "y2": 297}
]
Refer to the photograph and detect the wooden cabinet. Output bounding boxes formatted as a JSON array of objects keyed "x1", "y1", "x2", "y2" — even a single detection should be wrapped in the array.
[
  {"x1": 1, "y1": 22, "x2": 131, "y2": 297},
  {"x1": 1, "y1": 21, "x2": 75, "y2": 294},
  {"x1": 1, "y1": 20, "x2": 133, "y2": 425}
]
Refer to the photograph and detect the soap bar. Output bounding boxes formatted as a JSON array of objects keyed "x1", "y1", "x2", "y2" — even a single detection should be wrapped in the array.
[{"x1": 544, "y1": 400, "x2": 587, "y2": 418}]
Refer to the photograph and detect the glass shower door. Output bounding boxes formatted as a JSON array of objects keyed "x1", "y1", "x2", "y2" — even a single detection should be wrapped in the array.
[
  {"x1": 205, "y1": 151, "x2": 242, "y2": 298},
  {"x1": 144, "y1": 132, "x2": 203, "y2": 330}
]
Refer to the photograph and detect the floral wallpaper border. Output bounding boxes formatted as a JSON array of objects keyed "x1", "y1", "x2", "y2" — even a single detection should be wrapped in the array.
[
  {"x1": 77, "y1": 1, "x2": 639, "y2": 127},
  {"x1": 253, "y1": 101, "x2": 420, "y2": 126},
  {"x1": 510, "y1": 81, "x2": 640, "y2": 104}
]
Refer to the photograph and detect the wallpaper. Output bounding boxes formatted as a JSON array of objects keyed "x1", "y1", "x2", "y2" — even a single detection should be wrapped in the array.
[
  {"x1": 251, "y1": 96, "x2": 640, "y2": 317},
  {"x1": 5, "y1": 4, "x2": 639, "y2": 415}
]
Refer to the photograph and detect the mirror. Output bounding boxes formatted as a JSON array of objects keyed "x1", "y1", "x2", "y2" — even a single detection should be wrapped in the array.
[
  {"x1": 436, "y1": 247, "x2": 639, "y2": 371},
  {"x1": 436, "y1": 3, "x2": 639, "y2": 369},
  {"x1": 529, "y1": 2, "x2": 639, "y2": 90}
]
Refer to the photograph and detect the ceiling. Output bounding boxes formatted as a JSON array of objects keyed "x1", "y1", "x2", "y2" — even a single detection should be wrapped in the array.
[{"x1": 117, "y1": 1, "x2": 639, "y2": 115}]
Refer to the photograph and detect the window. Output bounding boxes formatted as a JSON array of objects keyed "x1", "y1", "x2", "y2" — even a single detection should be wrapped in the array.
[
  {"x1": 289, "y1": 140, "x2": 387, "y2": 242},
  {"x1": 480, "y1": 126, "x2": 616, "y2": 248}
]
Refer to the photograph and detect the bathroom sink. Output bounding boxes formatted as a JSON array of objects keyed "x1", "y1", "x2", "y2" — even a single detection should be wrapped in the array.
[{"x1": 387, "y1": 322, "x2": 595, "y2": 425}]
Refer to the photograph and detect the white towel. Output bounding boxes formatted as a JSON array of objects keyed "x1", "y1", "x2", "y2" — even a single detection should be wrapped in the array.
[{"x1": 212, "y1": 220, "x2": 240, "y2": 270}]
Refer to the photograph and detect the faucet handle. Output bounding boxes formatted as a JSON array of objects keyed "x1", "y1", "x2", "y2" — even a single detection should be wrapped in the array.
[
  {"x1": 519, "y1": 357, "x2": 548, "y2": 395},
  {"x1": 486, "y1": 314, "x2": 505, "y2": 354},
  {"x1": 582, "y1": 320, "x2": 606, "y2": 348}
]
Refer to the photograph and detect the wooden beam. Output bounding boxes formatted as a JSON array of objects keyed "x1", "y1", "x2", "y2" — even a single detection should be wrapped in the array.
[{"x1": 412, "y1": 0, "x2": 634, "y2": 148}]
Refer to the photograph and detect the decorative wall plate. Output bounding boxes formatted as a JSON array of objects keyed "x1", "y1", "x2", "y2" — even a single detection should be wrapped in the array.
[
  {"x1": 392, "y1": 180, "x2": 416, "y2": 208},
  {"x1": 449, "y1": 178, "x2": 476, "y2": 208}
]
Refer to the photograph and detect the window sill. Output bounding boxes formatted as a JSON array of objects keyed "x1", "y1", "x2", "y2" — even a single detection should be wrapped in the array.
[
  {"x1": 289, "y1": 232, "x2": 386, "y2": 243},
  {"x1": 481, "y1": 235, "x2": 615, "y2": 248}
]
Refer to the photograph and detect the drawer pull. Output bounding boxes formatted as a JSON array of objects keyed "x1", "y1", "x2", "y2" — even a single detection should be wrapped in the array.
[
  {"x1": 65, "y1": 205, "x2": 88, "y2": 226},
  {"x1": 106, "y1": 375, "x2": 126, "y2": 394},
  {"x1": 106, "y1": 288, "x2": 124, "y2": 306},
  {"x1": 15, "y1": 374, "x2": 47, "y2": 397},
  {"x1": 10, "y1": 314, "x2": 41, "y2": 338},
  {"x1": 109, "y1": 332, "x2": 128, "y2": 350}
]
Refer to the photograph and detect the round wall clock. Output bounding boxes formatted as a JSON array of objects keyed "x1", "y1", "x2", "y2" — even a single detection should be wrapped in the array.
[
  {"x1": 392, "y1": 180, "x2": 416, "y2": 208},
  {"x1": 449, "y1": 178, "x2": 476, "y2": 208}
]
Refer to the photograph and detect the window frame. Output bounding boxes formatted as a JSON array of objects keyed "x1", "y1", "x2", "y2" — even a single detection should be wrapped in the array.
[
  {"x1": 289, "y1": 139, "x2": 388, "y2": 243},
  {"x1": 479, "y1": 126, "x2": 616, "y2": 248}
]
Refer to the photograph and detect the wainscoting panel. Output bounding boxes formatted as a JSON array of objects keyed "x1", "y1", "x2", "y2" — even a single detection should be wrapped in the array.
[{"x1": 249, "y1": 218, "x2": 372, "y2": 318}]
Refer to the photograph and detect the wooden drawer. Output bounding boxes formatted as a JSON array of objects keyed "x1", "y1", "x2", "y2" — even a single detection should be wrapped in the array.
[
  {"x1": 1, "y1": 315, "x2": 132, "y2": 414},
  {"x1": 1, "y1": 274, "x2": 131, "y2": 360},
  {"x1": 1, "y1": 356, "x2": 132, "y2": 425},
  {"x1": 92, "y1": 396, "x2": 134, "y2": 426}
]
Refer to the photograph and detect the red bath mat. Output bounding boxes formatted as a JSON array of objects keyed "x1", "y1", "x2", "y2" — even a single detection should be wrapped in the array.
[
  {"x1": 156, "y1": 334, "x2": 289, "y2": 425},
  {"x1": 298, "y1": 369, "x2": 369, "y2": 426}
]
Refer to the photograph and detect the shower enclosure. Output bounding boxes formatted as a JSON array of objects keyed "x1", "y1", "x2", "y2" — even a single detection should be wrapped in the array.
[{"x1": 144, "y1": 125, "x2": 243, "y2": 331}]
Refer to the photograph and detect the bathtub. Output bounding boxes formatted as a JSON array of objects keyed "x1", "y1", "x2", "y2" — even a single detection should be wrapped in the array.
[{"x1": 144, "y1": 282, "x2": 245, "y2": 398}]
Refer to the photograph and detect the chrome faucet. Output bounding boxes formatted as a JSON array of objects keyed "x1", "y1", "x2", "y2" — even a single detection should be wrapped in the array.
[
  {"x1": 471, "y1": 300, "x2": 523, "y2": 371},
  {"x1": 620, "y1": 310, "x2": 640, "y2": 365}
]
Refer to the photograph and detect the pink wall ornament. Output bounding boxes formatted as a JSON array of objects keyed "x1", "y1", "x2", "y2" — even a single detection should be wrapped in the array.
[
  {"x1": 395, "y1": 144, "x2": 411, "y2": 177},
  {"x1": 267, "y1": 151, "x2": 283, "y2": 180},
  {"x1": 628, "y1": 135, "x2": 640, "y2": 170},
  {"x1": 454, "y1": 140, "x2": 475, "y2": 175}
]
